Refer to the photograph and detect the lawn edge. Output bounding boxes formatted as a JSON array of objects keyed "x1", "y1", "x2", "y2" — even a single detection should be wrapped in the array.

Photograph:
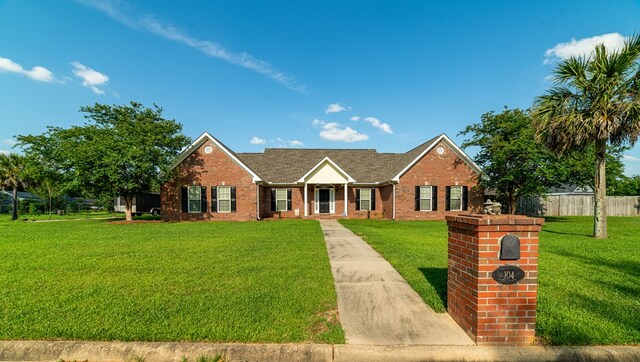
[{"x1": 2, "y1": 340, "x2": 640, "y2": 362}]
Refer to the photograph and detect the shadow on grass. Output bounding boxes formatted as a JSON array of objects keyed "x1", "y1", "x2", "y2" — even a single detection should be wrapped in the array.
[
  {"x1": 544, "y1": 217, "x2": 572, "y2": 223},
  {"x1": 419, "y1": 267, "x2": 448, "y2": 308},
  {"x1": 542, "y1": 229, "x2": 592, "y2": 237},
  {"x1": 552, "y1": 249, "x2": 640, "y2": 278}
]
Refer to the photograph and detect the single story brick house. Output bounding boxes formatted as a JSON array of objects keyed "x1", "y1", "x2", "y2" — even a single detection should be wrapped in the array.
[{"x1": 161, "y1": 132, "x2": 482, "y2": 221}]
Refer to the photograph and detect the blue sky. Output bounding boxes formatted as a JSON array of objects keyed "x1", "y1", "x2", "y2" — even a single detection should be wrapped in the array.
[{"x1": 2, "y1": 0, "x2": 640, "y2": 174}]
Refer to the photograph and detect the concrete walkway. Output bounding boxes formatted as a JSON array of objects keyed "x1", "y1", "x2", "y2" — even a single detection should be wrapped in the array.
[{"x1": 319, "y1": 220, "x2": 474, "y2": 345}]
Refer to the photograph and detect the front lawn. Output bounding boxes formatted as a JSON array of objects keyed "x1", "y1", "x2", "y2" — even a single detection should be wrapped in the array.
[
  {"x1": 340, "y1": 217, "x2": 640, "y2": 345},
  {"x1": 0, "y1": 219, "x2": 344, "y2": 343}
]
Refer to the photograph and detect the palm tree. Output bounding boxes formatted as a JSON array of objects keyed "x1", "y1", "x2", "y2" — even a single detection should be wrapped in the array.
[
  {"x1": 532, "y1": 35, "x2": 640, "y2": 238},
  {"x1": 0, "y1": 153, "x2": 28, "y2": 220}
]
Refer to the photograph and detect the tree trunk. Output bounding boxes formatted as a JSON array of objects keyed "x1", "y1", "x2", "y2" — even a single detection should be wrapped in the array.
[
  {"x1": 507, "y1": 193, "x2": 515, "y2": 214},
  {"x1": 124, "y1": 196, "x2": 133, "y2": 221},
  {"x1": 11, "y1": 186, "x2": 18, "y2": 221},
  {"x1": 594, "y1": 139, "x2": 608, "y2": 238}
]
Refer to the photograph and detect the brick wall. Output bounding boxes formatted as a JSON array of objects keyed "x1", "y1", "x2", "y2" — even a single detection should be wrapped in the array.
[
  {"x1": 396, "y1": 140, "x2": 482, "y2": 220},
  {"x1": 161, "y1": 140, "x2": 257, "y2": 221},
  {"x1": 446, "y1": 214, "x2": 543, "y2": 345}
]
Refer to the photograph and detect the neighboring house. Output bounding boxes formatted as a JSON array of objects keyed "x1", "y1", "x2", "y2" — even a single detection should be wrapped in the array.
[
  {"x1": 0, "y1": 190, "x2": 42, "y2": 213},
  {"x1": 161, "y1": 132, "x2": 482, "y2": 221},
  {"x1": 546, "y1": 184, "x2": 594, "y2": 196}
]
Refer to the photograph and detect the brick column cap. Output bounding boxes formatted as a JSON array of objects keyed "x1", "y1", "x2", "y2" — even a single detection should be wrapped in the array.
[{"x1": 445, "y1": 213, "x2": 545, "y2": 226}]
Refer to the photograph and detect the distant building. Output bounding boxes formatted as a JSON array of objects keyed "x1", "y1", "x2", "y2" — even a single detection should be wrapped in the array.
[{"x1": 0, "y1": 190, "x2": 42, "y2": 213}]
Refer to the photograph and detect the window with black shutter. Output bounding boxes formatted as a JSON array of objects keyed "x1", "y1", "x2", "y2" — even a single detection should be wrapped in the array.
[
  {"x1": 231, "y1": 186, "x2": 237, "y2": 212},
  {"x1": 211, "y1": 186, "x2": 217, "y2": 212},
  {"x1": 181, "y1": 186, "x2": 188, "y2": 213}
]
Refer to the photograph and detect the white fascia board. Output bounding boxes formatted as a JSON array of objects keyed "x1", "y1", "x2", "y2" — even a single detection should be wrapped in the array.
[
  {"x1": 169, "y1": 132, "x2": 262, "y2": 182},
  {"x1": 391, "y1": 134, "x2": 482, "y2": 182},
  {"x1": 297, "y1": 156, "x2": 356, "y2": 183}
]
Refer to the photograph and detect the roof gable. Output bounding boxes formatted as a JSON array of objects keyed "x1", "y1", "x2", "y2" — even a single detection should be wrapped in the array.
[
  {"x1": 391, "y1": 134, "x2": 481, "y2": 181},
  {"x1": 169, "y1": 132, "x2": 262, "y2": 182},
  {"x1": 298, "y1": 157, "x2": 355, "y2": 183}
]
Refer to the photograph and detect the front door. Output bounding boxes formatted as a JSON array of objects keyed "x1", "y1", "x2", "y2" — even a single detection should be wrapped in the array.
[{"x1": 319, "y1": 189, "x2": 330, "y2": 214}]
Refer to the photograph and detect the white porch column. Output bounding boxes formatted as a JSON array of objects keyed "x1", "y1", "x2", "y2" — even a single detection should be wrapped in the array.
[
  {"x1": 304, "y1": 182, "x2": 308, "y2": 216},
  {"x1": 344, "y1": 183, "x2": 348, "y2": 216}
]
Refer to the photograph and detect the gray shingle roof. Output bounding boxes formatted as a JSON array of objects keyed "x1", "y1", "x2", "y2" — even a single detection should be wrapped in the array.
[{"x1": 237, "y1": 135, "x2": 440, "y2": 183}]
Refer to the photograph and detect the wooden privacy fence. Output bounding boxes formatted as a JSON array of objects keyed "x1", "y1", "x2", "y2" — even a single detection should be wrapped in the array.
[{"x1": 517, "y1": 195, "x2": 640, "y2": 217}]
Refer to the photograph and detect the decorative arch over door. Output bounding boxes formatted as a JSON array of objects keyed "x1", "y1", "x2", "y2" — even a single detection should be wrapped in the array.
[{"x1": 314, "y1": 184, "x2": 335, "y2": 214}]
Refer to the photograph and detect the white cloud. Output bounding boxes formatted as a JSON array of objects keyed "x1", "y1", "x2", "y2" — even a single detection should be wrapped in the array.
[
  {"x1": 1, "y1": 139, "x2": 17, "y2": 146},
  {"x1": 250, "y1": 136, "x2": 266, "y2": 145},
  {"x1": 363, "y1": 116, "x2": 393, "y2": 134},
  {"x1": 0, "y1": 56, "x2": 54, "y2": 82},
  {"x1": 71, "y1": 61, "x2": 109, "y2": 94},
  {"x1": 78, "y1": 0, "x2": 307, "y2": 93},
  {"x1": 623, "y1": 154, "x2": 640, "y2": 162},
  {"x1": 0, "y1": 149, "x2": 9, "y2": 155},
  {"x1": 312, "y1": 118, "x2": 325, "y2": 127},
  {"x1": 544, "y1": 33, "x2": 626, "y2": 64},
  {"x1": 350, "y1": 116, "x2": 360, "y2": 121},
  {"x1": 326, "y1": 103, "x2": 349, "y2": 114},
  {"x1": 318, "y1": 122, "x2": 368, "y2": 143},
  {"x1": 289, "y1": 140, "x2": 304, "y2": 147}
]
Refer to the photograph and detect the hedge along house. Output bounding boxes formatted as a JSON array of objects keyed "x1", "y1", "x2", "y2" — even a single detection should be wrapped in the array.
[{"x1": 161, "y1": 132, "x2": 483, "y2": 221}]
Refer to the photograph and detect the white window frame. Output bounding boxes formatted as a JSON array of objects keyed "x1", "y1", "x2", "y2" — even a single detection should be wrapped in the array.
[
  {"x1": 275, "y1": 189, "x2": 288, "y2": 212},
  {"x1": 450, "y1": 186, "x2": 463, "y2": 211},
  {"x1": 217, "y1": 186, "x2": 231, "y2": 213},
  {"x1": 419, "y1": 186, "x2": 433, "y2": 211},
  {"x1": 359, "y1": 188, "x2": 371, "y2": 211},
  {"x1": 188, "y1": 186, "x2": 202, "y2": 213}
]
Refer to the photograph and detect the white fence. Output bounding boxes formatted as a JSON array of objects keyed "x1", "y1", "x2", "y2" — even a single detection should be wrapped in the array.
[{"x1": 517, "y1": 195, "x2": 640, "y2": 217}]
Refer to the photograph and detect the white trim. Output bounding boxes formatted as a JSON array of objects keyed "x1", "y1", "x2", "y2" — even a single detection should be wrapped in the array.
[
  {"x1": 419, "y1": 185, "x2": 433, "y2": 212},
  {"x1": 217, "y1": 185, "x2": 232, "y2": 213},
  {"x1": 169, "y1": 132, "x2": 262, "y2": 182},
  {"x1": 297, "y1": 157, "x2": 356, "y2": 183},
  {"x1": 256, "y1": 184, "x2": 260, "y2": 220},
  {"x1": 187, "y1": 185, "x2": 202, "y2": 213},
  {"x1": 391, "y1": 134, "x2": 481, "y2": 182},
  {"x1": 449, "y1": 185, "x2": 464, "y2": 211},
  {"x1": 392, "y1": 183, "x2": 396, "y2": 220},
  {"x1": 314, "y1": 186, "x2": 335, "y2": 214},
  {"x1": 344, "y1": 183, "x2": 348, "y2": 216},
  {"x1": 304, "y1": 183, "x2": 308, "y2": 216}
]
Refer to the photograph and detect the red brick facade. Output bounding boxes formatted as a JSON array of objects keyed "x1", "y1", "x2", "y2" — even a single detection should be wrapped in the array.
[
  {"x1": 396, "y1": 140, "x2": 482, "y2": 220},
  {"x1": 446, "y1": 214, "x2": 543, "y2": 345},
  {"x1": 161, "y1": 140, "x2": 258, "y2": 221},
  {"x1": 161, "y1": 134, "x2": 482, "y2": 221}
]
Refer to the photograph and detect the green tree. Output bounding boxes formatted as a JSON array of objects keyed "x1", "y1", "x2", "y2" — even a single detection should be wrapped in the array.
[
  {"x1": 18, "y1": 102, "x2": 190, "y2": 221},
  {"x1": 461, "y1": 108, "x2": 567, "y2": 213},
  {"x1": 0, "y1": 153, "x2": 29, "y2": 220},
  {"x1": 532, "y1": 35, "x2": 640, "y2": 238}
]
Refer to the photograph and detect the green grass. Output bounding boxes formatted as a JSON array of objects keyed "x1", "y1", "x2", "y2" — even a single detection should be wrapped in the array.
[
  {"x1": 0, "y1": 218, "x2": 344, "y2": 343},
  {"x1": 340, "y1": 217, "x2": 640, "y2": 346},
  {"x1": 0, "y1": 211, "x2": 117, "y2": 221}
]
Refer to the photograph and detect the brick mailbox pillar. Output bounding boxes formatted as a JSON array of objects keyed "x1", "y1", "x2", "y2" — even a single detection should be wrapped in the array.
[{"x1": 445, "y1": 214, "x2": 544, "y2": 345}]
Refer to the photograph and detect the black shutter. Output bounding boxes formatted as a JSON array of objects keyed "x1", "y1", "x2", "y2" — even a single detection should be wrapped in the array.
[
  {"x1": 231, "y1": 186, "x2": 237, "y2": 212},
  {"x1": 415, "y1": 186, "x2": 420, "y2": 211},
  {"x1": 211, "y1": 186, "x2": 217, "y2": 212},
  {"x1": 287, "y1": 189, "x2": 292, "y2": 211},
  {"x1": 355, "y1": 189, "x2": 360, "y2": 211},
  {"x1": 201, "y1": 186, "x2": 207, "y2": 213},
  {"x1": 432, "y1": 186, "x2": 438, "y2": 211},
  {"x1": 462, "y1": 186, "x2": 468, "y2": 211},
  {"x1": 271, "y1": 189, "x2": 276, "y2": 211},
  {"x1": 445, "y1": 186, "x2": 451, "y2": 211},
  {"x1": 370, "y1": 188, "x2": 376, "y2": 210},
  {"x1": 181, "y1": 186, "x2": 188, "y2": 213}
]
